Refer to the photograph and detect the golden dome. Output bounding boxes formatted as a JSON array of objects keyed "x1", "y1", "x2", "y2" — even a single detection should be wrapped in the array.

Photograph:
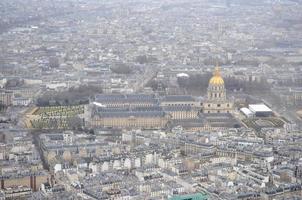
[{"x1": 209, "y1": 67, "x2": 224, "y2": 85}]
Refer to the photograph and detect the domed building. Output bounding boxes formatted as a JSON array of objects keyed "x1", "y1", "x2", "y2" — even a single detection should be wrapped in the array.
[{"x1": 203, "y1": 66, "x2": 233, "y2": 114}]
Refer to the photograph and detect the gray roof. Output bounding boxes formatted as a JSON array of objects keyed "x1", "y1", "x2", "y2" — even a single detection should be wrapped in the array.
[
  {"x1": 162, "y1": 95, "x2": 195, "y2": 102},
  {"x1": 98, "y1": 111, "x2": 166, "y2": 118},
  {"x1": 95, "y1": 94, "x2": 158, "y2": 104},
  {"x1": 172, "y1": 118, "x2": 205, "y2": 128},
  {"x1": 163, "y1": 105, "x2": 194, "y2": 111},
  {"x1": 96, "y1": 106, "x2": 163, "y2": 112},
  {"x1": 203, "y1": 113, "x2": 242, "y2": 128}
]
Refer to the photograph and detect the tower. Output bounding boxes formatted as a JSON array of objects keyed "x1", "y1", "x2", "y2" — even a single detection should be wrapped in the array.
[
  {"x1": 203, "y1": 65, "x2": 233, "y2": 114},
  {"x1": 207, "y1": 67, "x2": 226, "y2": 102}
]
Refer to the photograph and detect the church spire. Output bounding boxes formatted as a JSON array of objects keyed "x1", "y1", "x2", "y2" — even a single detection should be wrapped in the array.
[
  {"x1": 214, "y1": 66, "x2": 221, "y2": 77},
  {"x1": 214, "y1": 61, "x2": 221, "y2": 77},
  {"x1": 209, "y1": 63, "x2": 224, "y2": 86}
]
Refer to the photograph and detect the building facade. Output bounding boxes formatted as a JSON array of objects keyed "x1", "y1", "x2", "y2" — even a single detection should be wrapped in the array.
[
  {"x1": 202, "y1": 67, "x2": 233, "y2": 114},
  {"x1": 0, "y1": 90, "x2": 13, "y2": 106}
]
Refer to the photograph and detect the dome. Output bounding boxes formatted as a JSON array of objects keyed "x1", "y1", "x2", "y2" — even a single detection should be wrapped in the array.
[{"x1": 209, "y1": 67, "x2": 224, "y2": 86}]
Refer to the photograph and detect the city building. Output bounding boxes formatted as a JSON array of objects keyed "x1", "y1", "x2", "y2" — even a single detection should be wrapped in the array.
[
  {"x1": 248, "y1": 104, "x2": 273, "y2": 117},
  {"x1": 0, "y1": 90, "x2": 13, "y2": 106},
  {"x1": 169, "y1": 193, "x2": 208, "y2": 200},
  {"x1": 202, "y1": 67, "x2": 233, "y2": 114}
]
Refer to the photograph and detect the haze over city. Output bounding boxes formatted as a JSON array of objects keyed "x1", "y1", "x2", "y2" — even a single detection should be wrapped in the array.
[{"x1": 0, "y1": 0, "x2": 302, "y2": 199}]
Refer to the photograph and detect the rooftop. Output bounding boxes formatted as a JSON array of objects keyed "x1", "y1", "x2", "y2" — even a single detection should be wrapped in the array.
[
  {"x1": 162, "y1": 95, "x2": 195, "y2": 102},
  {"x1": 169, "y1": 193, "x2": 208, "y2": 200},
  {"x1": 248, "y1": 104, "x2": 272, "y2": 113}
]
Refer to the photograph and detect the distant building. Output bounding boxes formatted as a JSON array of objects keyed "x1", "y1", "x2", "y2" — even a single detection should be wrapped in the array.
[
  {"x1": 290, "y1": 88, "x2": 302, "y2": 105},
  {"x1": 248, "y1": 104, "x2": 273, "y2": 117},
  {"x1": 202, "y1": 67, "x2": 233, "y2": 114},
  {"x1": 163, "y1": 106, "x2": 199, "y2": 120},
  {"x1": 240, "y1": 107, "x2": 254, "y2": 118},
  {"x1": 0, "y1": 90, "x2": 13, "y2": 106},
  {"x1": 2, "y1": 186, "x2": 32, "y2": 200},
  {"x1": 94, "y1": 94, "x2": 158, "y2": 108},
  {"x1": 88, "y1": 71, "x2": 240, "y2": 130},
  {"x1": 12, "y1": 97, "x2": 31, "y2": 106},
  {"x1": 169, "y1": 193, "x2": 208, "y2": 200},
  {"x1": 161, "y1": 95, "x2": 198, "y2": 107},
  {"x1": 0, "y1": 171, "x2": 49, "y2": 192},
  {"x1": 90, "y1": 106, "x2": 170, "y2": 129}
]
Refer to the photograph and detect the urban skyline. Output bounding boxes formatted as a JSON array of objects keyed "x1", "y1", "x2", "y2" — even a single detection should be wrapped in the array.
[{"x1": 0, "y1": 0, "x2": 302, "y2": 199}]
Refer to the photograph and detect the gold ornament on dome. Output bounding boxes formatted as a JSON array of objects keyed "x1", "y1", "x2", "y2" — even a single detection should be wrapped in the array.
[{"x1": 209, "y1": 66, "x2": 225, "y2": 86}]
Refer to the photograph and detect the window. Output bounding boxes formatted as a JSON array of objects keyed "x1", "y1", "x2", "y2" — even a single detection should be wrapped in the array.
[
  {"x1": 208, "y1": 104, "x2": 211, "y2": 107},
  {"x1": 217, "y1": 104, "x2": 221, "y2": 107}
]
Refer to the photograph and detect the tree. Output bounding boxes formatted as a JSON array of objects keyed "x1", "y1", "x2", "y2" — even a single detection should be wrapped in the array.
[
  {"x1": 67, "y1": 116, "x2": 83, "y2": 130},
  {"x1": 48, "y1": 118, "x2": 58, "y2": 129},
  {"x1": 110, "y1": 63, "x2": 132, "y2": 74},
  {"x1": 49, "y1": 57, "x2": 60, "y2": 68},
  {"x1": 147, "y1": 80, "x2": 167, "y2": 91},
  {"x1": 36, "y1": 84, "x2": 102, "y2": 106},
  {"x1": 135, "y1": 55, "x2": 148, "y2": 64}
]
